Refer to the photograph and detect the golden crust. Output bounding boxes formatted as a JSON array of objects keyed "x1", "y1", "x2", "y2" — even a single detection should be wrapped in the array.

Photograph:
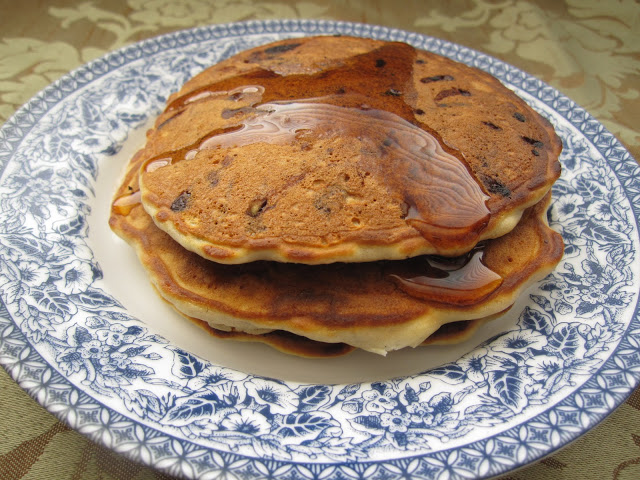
[{"x1": 134, "y1": 36, "x2": 562, "y2": 264}]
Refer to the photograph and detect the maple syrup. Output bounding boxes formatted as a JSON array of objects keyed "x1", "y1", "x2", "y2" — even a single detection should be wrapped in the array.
[{"x1": 389, "y1": 247, "x2": 503, "y2": 305}]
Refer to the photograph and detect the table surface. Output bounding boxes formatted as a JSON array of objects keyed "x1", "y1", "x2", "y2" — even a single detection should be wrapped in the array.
[{"x1": 1, "y1": 1, "x2": 639, "y2": 479}]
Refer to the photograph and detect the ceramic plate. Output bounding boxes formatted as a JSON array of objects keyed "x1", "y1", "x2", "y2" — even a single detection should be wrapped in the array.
[{"x1": 1, "y1": 20, "x2": 639, "y2": 480}]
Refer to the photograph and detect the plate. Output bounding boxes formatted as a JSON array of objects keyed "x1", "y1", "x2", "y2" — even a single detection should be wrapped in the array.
[{"x1": 1, "y1": 19, "x2": 639, "y2": 480}]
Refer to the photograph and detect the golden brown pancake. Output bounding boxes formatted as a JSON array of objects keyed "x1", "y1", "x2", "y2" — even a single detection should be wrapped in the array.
[
  {"x1": 110, "y1": 139, "x2": 563, "y2": 355},
  {"x1": 131, "y1": 35, "x2": 562, "y2": 264}
]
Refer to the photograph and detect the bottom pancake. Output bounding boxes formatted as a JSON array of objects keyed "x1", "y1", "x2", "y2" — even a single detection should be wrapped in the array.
[{"x1": 184, "y1": 312, "x2": 503, "y2": 358}]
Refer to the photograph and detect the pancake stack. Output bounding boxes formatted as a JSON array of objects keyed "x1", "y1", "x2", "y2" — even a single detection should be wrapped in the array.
[{"x1": 109, "y1": 36, "x2": 563, "y2": 356}]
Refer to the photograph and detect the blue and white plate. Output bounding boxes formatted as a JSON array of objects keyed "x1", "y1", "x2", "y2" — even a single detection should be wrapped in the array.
[{"x1": 1, "y1": 20, "x2": 639, "y2": 480}]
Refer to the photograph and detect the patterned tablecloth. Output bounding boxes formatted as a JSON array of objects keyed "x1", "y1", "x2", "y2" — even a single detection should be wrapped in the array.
[{"x1": 1, "y1": 1, "x2": 638, "y2": 479}]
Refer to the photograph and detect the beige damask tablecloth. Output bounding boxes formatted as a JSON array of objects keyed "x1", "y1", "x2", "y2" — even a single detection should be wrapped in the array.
[{"x1": 1, "y1": 1, "x2": 639, "y2": 479}]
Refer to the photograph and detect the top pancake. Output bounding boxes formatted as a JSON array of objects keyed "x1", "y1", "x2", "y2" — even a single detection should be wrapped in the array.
[{"x1": 134, "y1": 35, "x2": 562, "y2": 264}]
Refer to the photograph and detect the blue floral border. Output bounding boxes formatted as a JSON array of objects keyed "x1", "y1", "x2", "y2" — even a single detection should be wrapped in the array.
[{"x1": 1, "y1": 19, "x2": 639, "y2": 480}]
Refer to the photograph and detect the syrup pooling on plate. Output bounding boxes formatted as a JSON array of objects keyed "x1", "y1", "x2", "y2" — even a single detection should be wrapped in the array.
[{"x1": 140, "y1": 42, "x2": 492, "y2": 250}]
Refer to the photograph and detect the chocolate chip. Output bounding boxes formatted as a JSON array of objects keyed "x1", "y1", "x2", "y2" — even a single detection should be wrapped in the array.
[
  {"x1": 375, "y1": 59, "x2": 386, "y2": 68},
  {"x1": 313, "y1": 187, "x2": 346, "y2": 215},
  {"x1": 481, "y1": 175, "x2": 511, "y2": 197},
  {"x1": 207, "y1": 171, "x2": 219, "y2": 187},
  {"x1": 420, "y1": 75, "x2": 454, "y2": 83},
  {"x1": 264, "y1": 43, "x2": 302, "y2": 55},
  {"x1": 314, "y1": 200, "x2": 331, "y2": 214},
  {"x1": 434, "y1": 88, "x2": 471, "y2": 101},
  {"x1": 483, "y1": 121, "x2": 502, "y2": 130},
  {"x1": 522, "y1": 136, "x2": 544, "y2": 148},
  {"x1": 415, "y1": 108, "x2": 425, "y2": 115},
  {"x1": 513, "y1": 112, "x2": 526, "y2": 122},
  {"x1": 416, "y1": 59, "x2": 426, "y2": 64},
  {"x1": 383, "y1": 138, "x2": 393, "y2": 147},
  {"x1": 336, "y1": 87, "x2": 346, "y2": 94},
  {"x1": 532, "y1": 149, "x2": 540, "y2": 156},
  {"x1": 171, "y1": 191, "x2": 191, "y2": 211}
]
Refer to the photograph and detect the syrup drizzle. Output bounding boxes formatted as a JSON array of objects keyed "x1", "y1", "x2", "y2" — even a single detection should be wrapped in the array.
[
  {"x1": 390, "y1": 247, "x2": 503, "y2": 305},
  {"x1": 139, "y1": 41, "x2": 492, "y2": 250},
  {"x1": 112, "y1": 190, "x2": 141, "y2": 216}
]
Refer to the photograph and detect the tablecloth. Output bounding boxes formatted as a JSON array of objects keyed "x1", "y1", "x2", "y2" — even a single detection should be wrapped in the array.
[{"x1": 1, "y1": 1, "x2": 639, "y2": 479}]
